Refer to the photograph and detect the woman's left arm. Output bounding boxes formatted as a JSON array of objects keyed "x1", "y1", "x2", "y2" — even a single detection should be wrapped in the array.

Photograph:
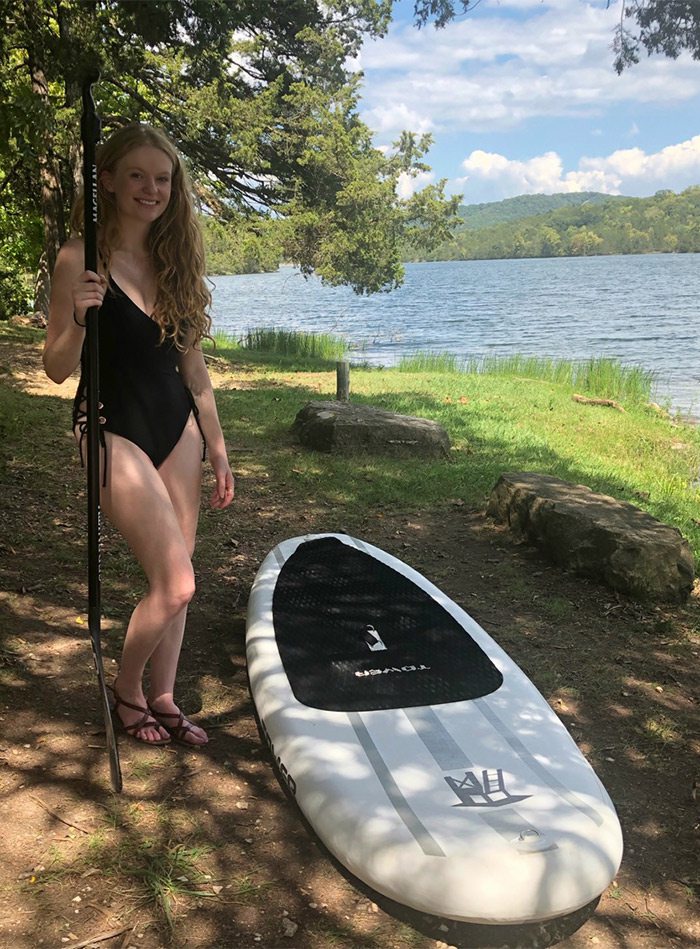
[{"x1": 180, "y1": 345, "x2": 235, "y2": 510}]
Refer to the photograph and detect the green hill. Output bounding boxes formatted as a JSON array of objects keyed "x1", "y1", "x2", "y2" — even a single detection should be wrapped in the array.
[
  {"x1": 405, "y1": 187, "x2": 700, "y2": 261},
  {"x1": 456, "y1": 192, "x2": 624, "y2": 230}
]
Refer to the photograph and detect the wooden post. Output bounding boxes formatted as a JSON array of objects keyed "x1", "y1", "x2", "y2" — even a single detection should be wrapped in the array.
[{"x1": 336, "y1": 360, "x2": 350, "y2": 402}]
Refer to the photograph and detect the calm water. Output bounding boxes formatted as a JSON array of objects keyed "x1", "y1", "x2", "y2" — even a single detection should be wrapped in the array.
[{"x1": 211, "y1": 254, "x2": 699, "y2": 418}]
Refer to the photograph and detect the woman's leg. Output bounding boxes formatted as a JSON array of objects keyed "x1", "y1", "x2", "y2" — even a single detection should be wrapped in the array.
[
  {"x1": 101, "y1": 429, "x2": 197, "y2": 743},
  {"x1": 145, "y1": 415, "x2": 209, "y2": 744}
]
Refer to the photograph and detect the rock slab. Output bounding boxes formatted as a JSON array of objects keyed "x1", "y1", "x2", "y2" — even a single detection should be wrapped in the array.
[
  {"x1": 292, "y1": 401, "x2": 451, "y2": 458},
  {"x1": 487, "y1": 471, "x2": 695, "y2": 602}
]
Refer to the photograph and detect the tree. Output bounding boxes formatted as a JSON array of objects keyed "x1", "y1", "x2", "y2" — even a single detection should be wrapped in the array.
[
  {"x1": 0, "y1": 0, "x2": 460, "y2": 315},
  {"x1": 608, "y1": 1, "x2": 700, "y2": 73}
]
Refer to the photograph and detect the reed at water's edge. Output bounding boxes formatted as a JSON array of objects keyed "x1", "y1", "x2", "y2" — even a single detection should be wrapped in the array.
[
  {"x1": 209, "y1": 330, "x2": 658, "y2": 406},
  {"x1": 397, "y1": 353, "x2": 657, "y2": 405}
]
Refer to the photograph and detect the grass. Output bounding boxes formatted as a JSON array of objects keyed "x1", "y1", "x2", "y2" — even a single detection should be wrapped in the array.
[
  {"x1": 398, "y1": 352, "x2": 656, "y2": 404},
  {"x1": 398, "y1": 352, "x2": 462, "y2": 374},
  {"x1": 203, "y1": 327, "x2": 349, "y2": 369},
  {"x1": 242, "y1": 327, "x2": 347, "y2": 360},
  {"x1": 39, "y1": 828, "x2": 217, "y2": 931},
  {"x1": 2, "y1": 322, "x2": 699, "y2": 568},
  {"x1": 96, "y1": 837, "x2": 214, "y2": 930},
  {"x1": 200, "y1": 334, "x2": 700, "y2": 564}
]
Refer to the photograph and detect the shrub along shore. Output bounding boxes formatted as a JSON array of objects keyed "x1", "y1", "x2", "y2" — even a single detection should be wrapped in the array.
[{"x1": 3, "y1": 322, "x2": 699, "y2": 568}]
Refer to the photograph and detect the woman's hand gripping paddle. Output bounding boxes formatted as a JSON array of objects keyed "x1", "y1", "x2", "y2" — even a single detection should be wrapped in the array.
[{"x1": 82, "y1": 72, "x2": 122, "y2": 793}]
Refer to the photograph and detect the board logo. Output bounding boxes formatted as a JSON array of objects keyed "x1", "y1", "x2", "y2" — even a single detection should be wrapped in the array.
[
  {"x1": 259, "y1": 717, "x2": 297, "y2": 796},
  {"x1": 355, "y1": 664, "x2": 431, "y2": 677},
  {"x1": 445, "y1": 768, "x2": 530, "y2": 808},
  {"x1": 363, "y1": 624, "x2": 387, "y2": 652}
]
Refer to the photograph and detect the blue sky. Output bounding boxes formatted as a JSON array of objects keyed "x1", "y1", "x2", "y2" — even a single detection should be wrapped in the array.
[{"x1": 351, "y1": 0, "x2": 700, "y2": 204}]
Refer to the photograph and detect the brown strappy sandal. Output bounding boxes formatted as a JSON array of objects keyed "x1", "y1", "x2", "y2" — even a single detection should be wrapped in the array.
[
  {"x1": 148, "y1": 704, "x2": 208, "y2": 746},
  {"x1": 111, "y1": 688, "x2": 171, "y2": 746}
]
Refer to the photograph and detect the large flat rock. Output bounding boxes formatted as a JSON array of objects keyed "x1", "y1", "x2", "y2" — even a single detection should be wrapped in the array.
[
  {"x1": 292, "y1": 401, "x2": 451, "y2": 458},
  {"x1": 487, "y1": 471, "x2": 695, "y2": 602}
]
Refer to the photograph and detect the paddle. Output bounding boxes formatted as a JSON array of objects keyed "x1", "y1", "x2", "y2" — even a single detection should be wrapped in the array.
[{"x1": 81, "y1": 71, "x2": 122, "y2": 793}]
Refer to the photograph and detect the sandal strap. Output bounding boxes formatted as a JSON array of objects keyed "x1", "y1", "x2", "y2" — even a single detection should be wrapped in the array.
[
  {"x1": 112, "y1": 690, "x2": 151, "y2": 716},
  {"x1": 111, "y1": 687, "x2": 164, "y2": 737},
  {"x1": 123, "y1": 710, "x2": 160, "y2": 736},
  {"x1": 148, "y1": 707, "x2": 181, "y2": 721},
  {"x1": 150, "y1": 706, "x2": 196, "y2": 740}
]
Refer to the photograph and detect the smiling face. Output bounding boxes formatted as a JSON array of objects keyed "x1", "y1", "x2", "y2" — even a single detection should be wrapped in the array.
[{"x1": 100, "y1": 145, "x2": 174, "y2": 225}]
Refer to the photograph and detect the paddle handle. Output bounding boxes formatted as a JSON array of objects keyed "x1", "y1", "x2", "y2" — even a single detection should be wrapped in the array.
[
  {"x1": 81, "y1": 72, "x2": 122, "y2": 794},
  {"x1": 81, "y1": 72, "x2": 101, "y2": 610}
]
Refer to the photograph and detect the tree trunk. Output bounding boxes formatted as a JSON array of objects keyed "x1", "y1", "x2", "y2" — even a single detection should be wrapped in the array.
[
  {"x1": 34, "y1": 252, "x2": 51, "y2": 320},
  {"x1": 24, "y1": 1, "x2": 66, "y2": 315}
]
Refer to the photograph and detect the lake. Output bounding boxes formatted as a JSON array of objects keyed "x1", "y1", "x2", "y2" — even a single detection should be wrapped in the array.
[{"x1": 210, "y1": 254, "x2": 699, "y2": 419}]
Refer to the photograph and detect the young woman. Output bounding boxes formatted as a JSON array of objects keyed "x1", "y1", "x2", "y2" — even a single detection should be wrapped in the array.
[{"x1": 43, "y1": 124, "x2": 234, "y2": 747}]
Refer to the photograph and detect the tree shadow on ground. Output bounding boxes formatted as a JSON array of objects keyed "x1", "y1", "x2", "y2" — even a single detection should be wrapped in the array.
[{"x1": 1, "y1": 357, "x2": 698, "y2": 947}]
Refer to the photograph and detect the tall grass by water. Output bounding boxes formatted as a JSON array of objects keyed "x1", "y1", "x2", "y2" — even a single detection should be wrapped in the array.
[
  {"x1": 216, "y1": 329, "x2": 655, "y2": 405},
  {"x1": 398, "y1": 352, "x2": 656, "y2": 403},
  {"x1": 242, "y1": 327, "x2": 347, "y2": 361}
]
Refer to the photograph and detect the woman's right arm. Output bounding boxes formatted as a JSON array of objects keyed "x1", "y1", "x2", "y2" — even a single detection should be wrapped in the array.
[{"x1": 43, "y1": 239, "x2": 105, "y2": 384}]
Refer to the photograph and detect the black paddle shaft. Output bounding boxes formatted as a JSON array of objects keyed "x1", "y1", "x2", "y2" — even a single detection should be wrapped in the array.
[{"x1": 81, "y1": 73, "x2": 122, "y2": 793}]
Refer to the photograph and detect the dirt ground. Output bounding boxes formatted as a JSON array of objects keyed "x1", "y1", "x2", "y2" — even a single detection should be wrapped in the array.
[{"x1": 1, "y1": 327, "x2": 698, "y2": 949}]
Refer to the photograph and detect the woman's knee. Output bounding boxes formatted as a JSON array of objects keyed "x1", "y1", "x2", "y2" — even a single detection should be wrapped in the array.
[{"x1": 158, "y1": 569, "x2": 196, "y2": 617}]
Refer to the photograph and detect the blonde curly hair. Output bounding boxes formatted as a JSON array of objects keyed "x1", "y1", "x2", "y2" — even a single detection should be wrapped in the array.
[{"x1": 71, "y1": 123, "x2": 212, "y2": 349}]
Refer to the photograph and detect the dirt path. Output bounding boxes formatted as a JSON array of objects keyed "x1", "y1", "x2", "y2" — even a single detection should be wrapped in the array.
[{"x1": 1, "y1": 326, "x2": 698, "y2": 948}]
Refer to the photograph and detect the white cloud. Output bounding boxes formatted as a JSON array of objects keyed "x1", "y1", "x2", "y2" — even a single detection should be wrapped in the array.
[
  {"x1": 357, "y1": 1, "x2": 700, "y2": 137},
  {"x1": 455, "y1": 136, "x2": 700, "y2": 201},
  {"x1": 396, "y1": 169, "x2": 436, "y2": 199},
  {"x1": 363, "y1": 102, "x2": 434, "y2": 138},
  {"x1": 582, "y1": 136, "x2": 700, "y2": 184}
]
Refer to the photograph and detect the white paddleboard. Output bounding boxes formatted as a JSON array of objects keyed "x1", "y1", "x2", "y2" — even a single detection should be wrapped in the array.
[{"x1": 246, "y1": 533, "x2": 623, "y2": 925}]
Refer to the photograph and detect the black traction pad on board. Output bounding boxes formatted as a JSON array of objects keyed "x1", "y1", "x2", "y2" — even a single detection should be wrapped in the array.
[{"x1": 272, "y1": 537, "x2": 503, "y2": 712}]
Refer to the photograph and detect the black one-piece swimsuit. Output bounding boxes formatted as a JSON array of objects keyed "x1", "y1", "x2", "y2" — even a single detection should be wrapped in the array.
[{"x1": 72, "y1": 278, "x2": 204, "y2": 479}]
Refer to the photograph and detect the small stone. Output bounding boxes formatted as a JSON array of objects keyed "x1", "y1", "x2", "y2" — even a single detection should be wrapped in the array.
[
  {"x1": 236, "y1": 801, "x2": 249, "y2": 810},
  {"x1": 72, "y1": 895, "x2": 82, "y2": 903},
  {"x1": 281, "y1": 917, "x2": 299, "y2": 938},
  {"x1": 370, "y1": 902, "x2": 379, "y2": 913},
  {"x1": 655, "y1": 685, "x2": 664, "y2": 693},
  {"x1": 308, "y1": 902, "x2": 318, "y2": 909},
  {"x1": 212, "y1": 885, "x2": 223, "y2": 895}
]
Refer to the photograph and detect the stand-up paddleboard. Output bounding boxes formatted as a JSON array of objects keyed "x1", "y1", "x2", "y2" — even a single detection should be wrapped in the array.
[{"x1": 246, "y1": 534, "x2": 623, "y2": 925}]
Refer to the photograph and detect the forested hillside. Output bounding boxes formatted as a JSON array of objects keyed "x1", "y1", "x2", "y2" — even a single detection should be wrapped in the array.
[
  {"x1": 405, "y1": 187, "x2": 700, "y2": 261},
  {"x1": 456, "y1": 192, "x2": 621, "y2": 229}
]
